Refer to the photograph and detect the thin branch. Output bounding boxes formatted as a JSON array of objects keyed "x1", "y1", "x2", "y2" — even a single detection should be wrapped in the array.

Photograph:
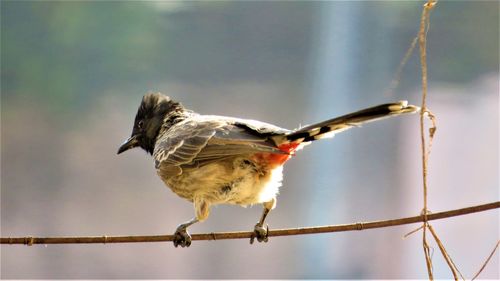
[
  {"x1": 403, "y1": 225, "x2": 424, "y2": 239},
  {"x1": 1, "y1": 201, "x2": 498, "y2": 245},
  {"x1": 384, "y1": 36, "x2": 418, "y2": 97},
  {"x1": 418, "y1": 1, "x2": 437, "y2": 279},
  {"x1": 471, "y1": 240, "x2": 500, "y2": 280},
  {"x1": 423, "y1": 235, "x2": 434, "y2": 279},
  {"x1": 428, "y1": 224, "x2": 464, "y2": 280}
]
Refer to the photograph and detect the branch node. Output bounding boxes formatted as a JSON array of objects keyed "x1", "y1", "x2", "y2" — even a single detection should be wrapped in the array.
[
  {"x1": 25, "y1": 236, "x2": 34, "y2": 246},
  {"x1": 355, "y1": 222, "x2": 364, "y2": 231},
  {"x1": 423, "y1": 0, "x2": 437, "y2": 9},
  {"x1": 420, "y1": 208, "x2": 433, "y2": 216}
]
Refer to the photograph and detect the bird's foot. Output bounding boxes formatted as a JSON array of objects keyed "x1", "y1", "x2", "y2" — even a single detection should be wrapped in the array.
[
  {"x1": 250, "y1": 223, "x2": 269, "y2": 244},
  {"x1": 173, "y1": 225, "x2": 192, "y2": 248}
]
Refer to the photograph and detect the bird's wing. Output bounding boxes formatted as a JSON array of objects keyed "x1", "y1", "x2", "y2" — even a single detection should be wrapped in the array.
[{"x1": 153, "y1": 115, "x2": 290, "y2": 176}]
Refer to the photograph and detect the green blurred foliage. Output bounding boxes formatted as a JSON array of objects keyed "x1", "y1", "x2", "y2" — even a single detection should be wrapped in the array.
[
  {"x1": 428, "y1": 2, "x2": 499, "y2": 82},
  {"x1": 1, "y1": 1, "x2": 498, "y2": 113},
  {"x1": 2, "y1": 1, "x2": 166, "y2": 113}
]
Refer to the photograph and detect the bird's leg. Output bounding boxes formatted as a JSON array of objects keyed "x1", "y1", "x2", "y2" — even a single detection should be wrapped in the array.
[
  {"x1": 250, "y1": 199, "x2": 275, "y2": 244},
  {"x1": 173, "y1": 218, "x2": 198, "y2": 248},
  {"x1": 172, "y1": 197, "x2": 209, "y2": 248},
  {"x1": 251, "y1": 208, "x2": 270, "y2": 244}
]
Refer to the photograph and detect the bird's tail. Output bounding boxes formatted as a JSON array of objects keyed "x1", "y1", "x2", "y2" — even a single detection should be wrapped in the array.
[{"x1": 280, "y1": 100, "x2": 419, "y2": 144}]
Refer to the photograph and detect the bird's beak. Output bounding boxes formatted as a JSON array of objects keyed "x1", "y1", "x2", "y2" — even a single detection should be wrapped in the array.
[{"x1": 117, "y1": 135, "x2": 139, "y2": 154}]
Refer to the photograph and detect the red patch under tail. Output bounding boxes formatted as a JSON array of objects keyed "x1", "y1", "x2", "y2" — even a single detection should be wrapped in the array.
[{"x1": 252, "y1": 142, "x2": 301, "y2": 168}]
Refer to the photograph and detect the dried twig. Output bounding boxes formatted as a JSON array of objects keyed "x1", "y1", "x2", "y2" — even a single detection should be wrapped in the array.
[
  {"x1": 428, "y1": 224, "x2": 465, "y2": 280},
  {"x1": 384, "y1": 36, "x2": 418, "y2": 97},
  {"x1": 1, "y1": 201, "x2": 498, "y2": 245},
  {"x1": 418, "y1": 0, "x2": 437, "y2": 279},
  {"x1": 471, "y1": 240, "x2": 500, "y2": 280}
]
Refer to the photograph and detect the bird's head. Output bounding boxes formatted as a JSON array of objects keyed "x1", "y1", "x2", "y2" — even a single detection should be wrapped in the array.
[{"x1": 117, "y1": 92, "x2": 183, "y2": 155}]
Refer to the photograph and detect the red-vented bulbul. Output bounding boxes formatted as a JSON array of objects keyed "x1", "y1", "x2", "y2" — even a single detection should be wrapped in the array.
[{"x1": 118, "y1": 92, "x2": 418, "y2": 247}]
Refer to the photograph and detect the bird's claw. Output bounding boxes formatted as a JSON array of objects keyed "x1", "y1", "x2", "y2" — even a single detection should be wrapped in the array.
[
  {"x1": 250, "y1": 223, "x2": 269, "y2": 244},
  {"x1": 173, "y1": 225, "x2": 192, "y2": 248}
]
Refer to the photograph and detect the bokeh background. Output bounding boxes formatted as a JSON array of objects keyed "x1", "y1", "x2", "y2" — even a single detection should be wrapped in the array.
[{"x1": 1, "y1": 1, "x2": 498, "y2": 279}]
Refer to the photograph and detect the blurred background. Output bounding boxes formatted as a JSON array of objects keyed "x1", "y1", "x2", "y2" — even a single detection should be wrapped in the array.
[{"x1": 1, "y1": 1, "x2": 498, "y2": 279}]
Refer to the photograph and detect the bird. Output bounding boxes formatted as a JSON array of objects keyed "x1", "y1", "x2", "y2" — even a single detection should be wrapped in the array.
[{"x1": 117, "y1": 92, "x2": 419, "y2": 247}]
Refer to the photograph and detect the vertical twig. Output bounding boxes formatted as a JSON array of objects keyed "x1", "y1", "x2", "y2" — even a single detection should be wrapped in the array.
[
  {"x1": 418, "y1": 0, "x2": 437, "y2": 279},
  {"x1": 417, "y1": 1, "x2": 497, "y2": 279}
]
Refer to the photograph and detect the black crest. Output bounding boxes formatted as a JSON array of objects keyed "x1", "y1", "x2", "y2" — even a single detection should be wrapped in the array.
[{"x1": 118, "y1": 92, "x2": 185, "y2": 155}]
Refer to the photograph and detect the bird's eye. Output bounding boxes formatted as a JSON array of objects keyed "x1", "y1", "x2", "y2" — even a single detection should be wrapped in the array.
[{"x1": 138, "y1": 120, "x2": 144, "y2": 130}]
